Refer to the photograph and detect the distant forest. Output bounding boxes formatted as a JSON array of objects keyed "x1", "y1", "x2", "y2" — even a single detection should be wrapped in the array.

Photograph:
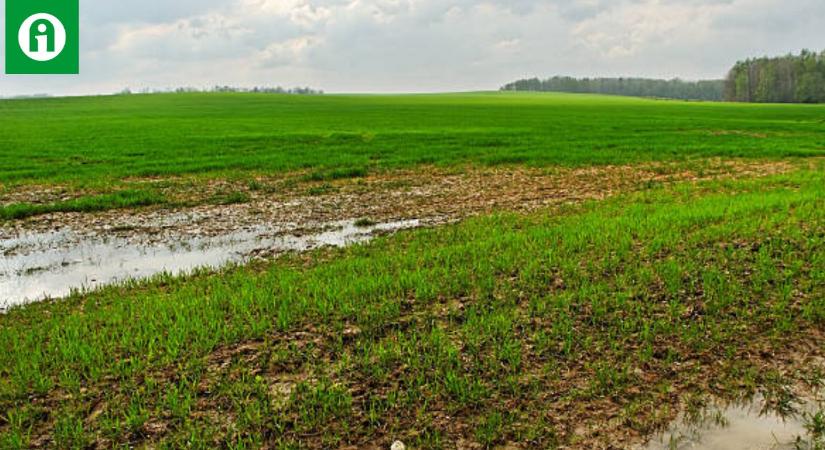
[
  {"x1": 725, "y1": 50, "x2": 825, "y2": 103},
  {"x1": 117, "y1": 85, "x2": 324, "y2": 95},
  {"x1": 503, "y1": 49, "x2": 825, "y2": 103},
  {"x1": 500, "y1": 77, "x2": 725, "y2": 101}
]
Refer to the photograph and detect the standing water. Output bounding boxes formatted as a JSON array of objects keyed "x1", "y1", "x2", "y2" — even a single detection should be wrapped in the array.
[
  {"x1": 640, "y1": 395, "x2": 823, "y2": 450},
  {"x1": 0, "y1": 219, "x2": 420, "y2": 310}
]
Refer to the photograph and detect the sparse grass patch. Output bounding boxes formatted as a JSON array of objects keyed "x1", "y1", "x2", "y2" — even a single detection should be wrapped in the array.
[
  {"x1": 246, "y1": 178, "x2": 266, "y2": 191},
  {"x1": 0, "y1": 189, "x2": 164, "y2": 221},
  {"x1": 306, "y1": 183, "x2": 337, "y2": 196},
  {"x1": 354, "y1": 218, "x2": 376, "y2": 227},
  {"x1": 209, "y1": 190, "x2": 250, "y2": 205},
  {"x1": 302, "y1": 166, "x2": 369, "y2": 182}
]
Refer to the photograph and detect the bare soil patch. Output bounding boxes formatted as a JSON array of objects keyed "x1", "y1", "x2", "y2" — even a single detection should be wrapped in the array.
[{"x1": 0, "y1": 159, "x2": 798, "y2": 243}]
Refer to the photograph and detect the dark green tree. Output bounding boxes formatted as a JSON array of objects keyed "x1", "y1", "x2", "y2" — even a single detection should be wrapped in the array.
[
  {"x1": 501, "y1": 76, "x2": 725, "y2": 101},
  {"x1": 724, "y1": 50, "x2": 825, "y2": 103}
]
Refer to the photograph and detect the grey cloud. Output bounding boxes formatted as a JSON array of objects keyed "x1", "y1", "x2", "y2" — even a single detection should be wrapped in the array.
[
  {"x1": 1, "y1": 0, "x2": 824, "y2": 95},
  {"x1": 711, "y1": 0, "x2": 825, "y2": 31},
  {"x1": 82, "y1": 0, "x2": 230, "y2": 24}
]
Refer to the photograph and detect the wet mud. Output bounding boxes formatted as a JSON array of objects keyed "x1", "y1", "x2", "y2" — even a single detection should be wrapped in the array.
[{"x1": 0, "y1": 160, "x2": 798, "y2": 310}]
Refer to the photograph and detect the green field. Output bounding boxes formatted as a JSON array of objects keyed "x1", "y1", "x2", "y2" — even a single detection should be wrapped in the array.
[
  {"x1": 1, "y1": 93, "x2": 824, "y2": 448},
  {"x1": 1, "y1": 92, "x2": 823, "y2": 186}
]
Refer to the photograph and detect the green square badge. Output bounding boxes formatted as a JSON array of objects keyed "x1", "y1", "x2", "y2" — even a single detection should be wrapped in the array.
[{"x1": 5, "y1": 0, "x2": 79, "y2": 74}]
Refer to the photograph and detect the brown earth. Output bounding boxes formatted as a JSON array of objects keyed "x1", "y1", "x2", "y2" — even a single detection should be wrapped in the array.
[{"x1": 0, "y1": 159, "x2": 798, "y2": 245}]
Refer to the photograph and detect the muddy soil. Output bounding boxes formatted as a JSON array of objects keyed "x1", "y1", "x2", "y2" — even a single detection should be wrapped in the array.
[
  {"x1": 1, "y1": 159, "x2": 796, "y2": 239},
  {"x1": 0, "y1": 159, "x2": 798, "y2": 309}
]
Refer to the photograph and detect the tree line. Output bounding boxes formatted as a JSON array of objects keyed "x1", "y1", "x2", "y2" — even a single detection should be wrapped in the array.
[
  {"x1": 500, "y1": 76, "x2": 725, "y2": 101},
  {"x1": 724, "y1": 50, "x2": 825, "y2": 103},
  {"x1": 117, "y1": 85, "x2": 324, "y2": 95},
  {"x1": 502, "y1": 50, "x2": 825, "y2": 103}
]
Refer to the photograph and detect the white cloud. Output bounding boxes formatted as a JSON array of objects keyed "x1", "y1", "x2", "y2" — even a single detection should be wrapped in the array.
[
  {"x1": 257, "y1": 35, "x2": 323, "y2": 67},
  {"x1": 1, "y1": 0, "x2": 824, "y2": 95},
  {"x1": 571, "y1": 0, "x2": 727, "y2": 58}
]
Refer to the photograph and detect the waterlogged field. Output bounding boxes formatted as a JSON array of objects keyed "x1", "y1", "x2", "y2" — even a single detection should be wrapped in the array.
[{"x1": 1, "y1": 93, "x2": 824, "y2": 448}]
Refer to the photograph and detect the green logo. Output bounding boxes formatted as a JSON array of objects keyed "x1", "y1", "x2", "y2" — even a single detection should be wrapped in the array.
[{"x1": 5, "y1": 0, "x2": 79, "y2": 74}]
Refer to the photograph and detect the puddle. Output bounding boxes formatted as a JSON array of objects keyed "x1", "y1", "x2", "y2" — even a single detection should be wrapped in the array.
[
  {"x1": 641, "y1": 395, "x2": 823, "y2": 450},
  {"x1": 0, "y1": 219, "x2": 420, "y2": 310}
]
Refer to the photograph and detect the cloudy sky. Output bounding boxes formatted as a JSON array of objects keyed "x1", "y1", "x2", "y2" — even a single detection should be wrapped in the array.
[{"x1": 1, "y1": 0, "x2": 823, "y2": 95}]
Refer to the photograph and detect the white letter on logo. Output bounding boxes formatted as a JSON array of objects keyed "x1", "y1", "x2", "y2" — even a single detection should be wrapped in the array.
[{"x1": 18, "y1": 13, "x2": 67, "y2": 62}]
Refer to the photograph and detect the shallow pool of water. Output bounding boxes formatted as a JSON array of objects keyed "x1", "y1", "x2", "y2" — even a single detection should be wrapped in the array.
[
  {"x1": 641, "y1": 395, "x2": 821, "y2": 450},
  {"x1": 0, "y1": 219, "x2": 419, "y2": 310}
]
